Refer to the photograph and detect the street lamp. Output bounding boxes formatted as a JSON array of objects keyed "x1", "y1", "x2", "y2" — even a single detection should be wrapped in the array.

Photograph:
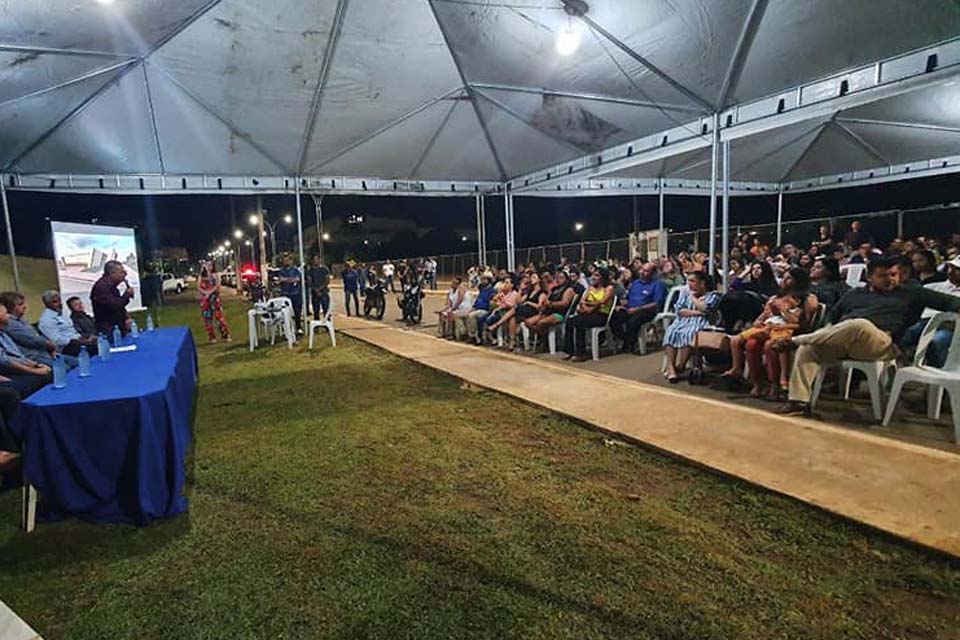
[
  {"x1": 233, "y1": 229, "x2": 243, "y2": 240},
  {"x1": 321, "y1": 232, "x2": 330, "y2": 242},
  {"x1": 250, "y1": 211, "x2": 292, "y2": 261},
  {"x1": 574, "y1": 222, "x2": 585, "y2": 232}
]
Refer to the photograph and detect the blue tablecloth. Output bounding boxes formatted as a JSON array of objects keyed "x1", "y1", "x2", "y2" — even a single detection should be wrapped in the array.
[{"x1": 11, "y1": 327, "x2": 198, "y2": 525}]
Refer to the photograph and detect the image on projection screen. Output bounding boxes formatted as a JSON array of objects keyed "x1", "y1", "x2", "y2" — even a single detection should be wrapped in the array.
[{"x1": 50, "y1": 221, "x2": 144, "y2": 316}]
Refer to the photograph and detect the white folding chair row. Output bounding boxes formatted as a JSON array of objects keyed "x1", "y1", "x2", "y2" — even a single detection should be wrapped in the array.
[
  {"x1": 810, "y1": 358, "x2": 898, "y2": 422},
  {"x1": 308, "y1": 298, "x2": 337, "y2": 349},
  {"x1": 589, "y1": 295, "x2": 619, "y2": 361},
  {"x1": 883, "y1": 312, "x2": 960, "y2": 442}
]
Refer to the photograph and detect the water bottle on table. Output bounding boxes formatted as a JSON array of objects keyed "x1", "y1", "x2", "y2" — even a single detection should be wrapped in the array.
[
  {"x1": 130, "y1": 319, "x2": 140, "y2": 339},
  {"x1": 98, "y1": 334, "x2": 111, "y2": 361},
  {"x1": 112, "y1": 325, "x2": 122, "y2": 347},
  {"x1": 146, "y1": 314, "x2": 155, "y2": 332},
  {"x1": 53, "y1": 355, "x2": 66, "y2": 389},
  {"x1": 78, "y1": 346, "x2": 91, "y2": 377}
]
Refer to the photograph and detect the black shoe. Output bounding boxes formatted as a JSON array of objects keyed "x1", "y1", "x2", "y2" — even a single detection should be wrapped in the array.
[{"x1": 774, "y1": 401, "x2": 810, "y2": 416}]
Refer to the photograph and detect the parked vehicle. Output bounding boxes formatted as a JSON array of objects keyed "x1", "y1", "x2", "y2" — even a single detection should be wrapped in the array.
[
  {"x1": 398, "y1": 277, "x2": 424, "y2": 325},
  {"x1": 161, "y1": 273, "x2": 187, "y2": 294}
]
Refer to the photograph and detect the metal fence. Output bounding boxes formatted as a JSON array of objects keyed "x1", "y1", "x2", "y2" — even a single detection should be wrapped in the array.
[{"x1": 341, "y1": 202, "x2": 959, "y2": 278}]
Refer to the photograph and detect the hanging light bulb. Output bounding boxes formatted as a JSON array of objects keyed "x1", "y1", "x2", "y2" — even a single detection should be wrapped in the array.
[{"x1": 555, "y1": 22, "x2": 581, "y2": 56}]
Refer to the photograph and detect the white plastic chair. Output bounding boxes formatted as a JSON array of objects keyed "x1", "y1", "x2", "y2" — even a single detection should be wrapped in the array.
[
  {"x1": 260, "y1": 297, "x2": 294, "y2": 346},
  {"x1": 636, "y1": 285, "x2": 684, "y2": 356},
  {"x1": 841, "y1": 263, "x2": 867, "y2": 288},
  {"x1": 308, "y1": 298, "x2": 336, "y2": 349},
  {"x1": 810, "y1": 357, "x2": 898, "y2": 422},
  {"x1": 589, "y1": 296, "x2": 619, "y2": 361},
  {"x1": 545, "y1": 291, "x2": 581, "y2": 356},
  {"x1": 656, "y1": 285, "x2": 686, "y2": 372},
  {"x1": 883, "y1": 312, "x2": 960, "y2": 442}
]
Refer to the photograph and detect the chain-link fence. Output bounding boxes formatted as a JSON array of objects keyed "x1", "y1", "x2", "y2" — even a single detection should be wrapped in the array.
[{"x1": 336, "y1": 202, "x2": 958, "y2": 278}]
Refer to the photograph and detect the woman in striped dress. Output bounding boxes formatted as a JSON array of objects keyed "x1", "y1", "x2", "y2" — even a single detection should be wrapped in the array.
[{"x1": 662, "y1": 271, "x2": 718, "y2": 383}]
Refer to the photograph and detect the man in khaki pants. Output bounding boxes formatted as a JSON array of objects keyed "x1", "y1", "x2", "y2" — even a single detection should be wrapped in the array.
[{"x1": 779, "y1": 257, "x2": 960, "y2": 415}]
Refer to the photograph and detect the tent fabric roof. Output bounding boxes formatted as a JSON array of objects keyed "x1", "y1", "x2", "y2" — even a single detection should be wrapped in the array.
[{"x1": 1, "y1": 0, "x2": 959, "y2": 185}]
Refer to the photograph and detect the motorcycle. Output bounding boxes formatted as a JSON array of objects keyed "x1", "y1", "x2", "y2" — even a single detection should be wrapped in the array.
[
  {"x1": 398, "y1": 277, "x2": 425, "y2": 325},
  {"x1": 363, "y1": 277, "x2": 388, "y2": 320}
]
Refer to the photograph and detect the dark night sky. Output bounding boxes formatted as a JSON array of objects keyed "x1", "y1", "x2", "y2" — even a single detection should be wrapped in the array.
[{"x1": 3, "y1": 173, "x2": 958, "y2": 263}]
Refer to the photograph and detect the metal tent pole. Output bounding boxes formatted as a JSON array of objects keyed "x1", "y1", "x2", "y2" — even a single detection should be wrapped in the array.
[
  {"x1": 776, "y1": 185, "x2": 784, "y2": 247},
  {"x1": 504, "y1": 191, "x2": 516, "y2": 271},
  {"x1": 658, "y1": 177, "x2": 665, "y2": 257},
  {"x1": 256, "y1": 195, "x2": 268, "y2": 285},
  {"x1": 722, "y1": 140, "x2": 731, "y2": 291},
  {"x1": 480, "y1": 195, "x2": 487, "y2": 267},
  {"x1": 295, "y1": 181, "x2": 307, "y2": 331},
  {"x1": 0, "y1": 180, "x2": 20, "y2": 293},
  {"x1": 475, "y1": 194, "x2": 483, "y2": 266},
  {"x1": 708, "y1": 113, "x2": 719, "y2": 276}
]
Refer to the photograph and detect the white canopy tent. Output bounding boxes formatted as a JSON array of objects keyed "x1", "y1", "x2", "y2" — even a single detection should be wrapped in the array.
[{"x1": 1, "y1": 0, "x2": 959, "y2": 303}]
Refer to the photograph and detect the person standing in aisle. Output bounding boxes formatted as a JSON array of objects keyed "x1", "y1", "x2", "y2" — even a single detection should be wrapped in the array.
[
  {"x1": 342, "y1": 261, "x2": 360, "y2": 316},
  {"x1": 382, "y1": 260, "x2": 395, "y2": 293},
  {"x1": 277, "y1": 254, "x2": 303, "y2": 330},
  {"x1": 307, "y1": 254, "x2": 331, "y2": 319},
  {"x1": 198, "y1": 265, "x2": 231, "y2": 344}
]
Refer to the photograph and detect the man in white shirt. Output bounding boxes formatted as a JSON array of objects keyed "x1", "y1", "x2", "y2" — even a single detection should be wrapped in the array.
[
  {"x1": 902, "y1": 257, "x2": 960, "y2": 367},
  {"x1": 382, "y1": 261, "x2": 396, "y2": 293},
  {"x1": 37, "y1": 290, "x2": 98, "y2": 357}
]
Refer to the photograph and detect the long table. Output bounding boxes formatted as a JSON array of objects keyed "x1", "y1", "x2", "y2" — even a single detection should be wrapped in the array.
[{"x1": 11, "y1": 327, "x2": 198, "y2": 529}]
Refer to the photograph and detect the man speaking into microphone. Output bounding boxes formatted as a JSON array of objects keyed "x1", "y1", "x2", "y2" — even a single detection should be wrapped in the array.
[{"x1": 90, "y1": 260, "x2": 135, "y2": 336}]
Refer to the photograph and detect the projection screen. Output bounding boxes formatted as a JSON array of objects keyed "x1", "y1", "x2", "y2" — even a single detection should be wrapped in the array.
[{"x1": 50, "y1": 221, "x2": 144, "y2": 316}]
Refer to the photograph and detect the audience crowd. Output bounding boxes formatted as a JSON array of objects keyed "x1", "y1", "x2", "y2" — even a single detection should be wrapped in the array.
[{"x1": 421, "y1": 220, "x2": 960, "y2": 418}]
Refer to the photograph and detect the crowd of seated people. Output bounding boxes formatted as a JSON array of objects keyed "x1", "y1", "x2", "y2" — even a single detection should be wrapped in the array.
[
  {"x1": 431, "y1": 219, "x2": 960, "y2": 423},
  {"x1": 0, "y1": 280, "x2": 111, "y2": 485}
]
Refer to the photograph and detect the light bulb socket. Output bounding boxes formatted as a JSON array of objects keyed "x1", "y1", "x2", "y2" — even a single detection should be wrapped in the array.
[{"x1": 562, "y1": 0, "x2": 589, "y2": 18}]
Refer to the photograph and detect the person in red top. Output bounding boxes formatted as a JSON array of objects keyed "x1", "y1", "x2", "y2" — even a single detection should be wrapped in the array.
[{"x1": 90, "y1": 260, "x2": 134, "y2": 336}]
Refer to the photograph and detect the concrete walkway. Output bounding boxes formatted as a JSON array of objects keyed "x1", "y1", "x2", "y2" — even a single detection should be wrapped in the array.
[{"x1": 337, "y1": 315, "x2": 960, "y2": 558}]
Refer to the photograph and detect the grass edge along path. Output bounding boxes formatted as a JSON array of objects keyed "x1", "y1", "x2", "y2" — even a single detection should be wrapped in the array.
[{"x1": 0, "y1": 298, "x2": 956, "y2": 640}]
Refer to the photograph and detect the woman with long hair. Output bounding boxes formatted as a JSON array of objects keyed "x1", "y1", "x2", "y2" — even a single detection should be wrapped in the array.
[
  {"x1": 563, "y1": 268, "x2": 615, "y2": 362},
  {"x1": 199, "y1": 264, "x2": 231, "y2": 344}
]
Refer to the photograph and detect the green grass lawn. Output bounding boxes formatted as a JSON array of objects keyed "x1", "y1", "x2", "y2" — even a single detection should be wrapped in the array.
[{"x1": 0, "y1": 297, "x2": 958, "y2": 639}]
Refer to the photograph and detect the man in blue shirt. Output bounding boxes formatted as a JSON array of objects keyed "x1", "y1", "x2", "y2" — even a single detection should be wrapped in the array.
[
  {"x1": 610, "y1": 262, "x2": 667, "y2": 354},
  {"x1": 0, "y1": 302, "x2": 51, "y2": 398},
  {"x1": 342, "y1": 262, "x2": 360, "y2": 316},
  {"x1": 277, "y1": 254, "x2": 303, "y2": 329},
  {"x1": 38, "y1": 290, "x2": 98, "y2": 356},
  {"x1": 455, "y1": 275, "x2": 495, "y2": 345}
]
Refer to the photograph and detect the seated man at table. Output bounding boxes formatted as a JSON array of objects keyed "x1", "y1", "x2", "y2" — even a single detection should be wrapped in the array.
[
  {"x1": 38, "y1": 290, "x2": 98, "y2": 356},
  {"x1": 0, "y1": 291, "x2": 76, "y2": 368},
  {"x1": 91, "y1": 260, "x2": 134, "y2": 336},
  {"x1": 67, "y1": 296, "x2": 97, "y2": 339},
  {"x1": 0, "y1": 302, "x2": 51, "y2": 398}
]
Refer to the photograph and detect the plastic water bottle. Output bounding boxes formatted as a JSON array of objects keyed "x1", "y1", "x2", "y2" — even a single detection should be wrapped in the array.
[
  {"x1": 78, "y1": 346, "x2": 91, "y2": 377},
  {"x1": 130, "y1": 319, "x2": 140, "y2": 339},
  {"x1": 53, "y1": 356, "x2": 66, "y2": 389},
  {"x1": 98, "y1": 334, "x2": 111, "y2": 361},
  {"x1": 112, "y1": 325, "x2": 122, "y2": 347},
  {"x1": 146, "y1": 314, "x2": 155, "y2": 332}
]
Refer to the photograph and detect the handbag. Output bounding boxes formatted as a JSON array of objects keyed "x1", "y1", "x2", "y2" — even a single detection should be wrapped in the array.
[{"x1": 695, "y1": 330, "x2": 729, "y2": 352}]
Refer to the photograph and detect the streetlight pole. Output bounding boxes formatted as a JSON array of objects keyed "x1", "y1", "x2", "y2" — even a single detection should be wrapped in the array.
[{"x1": 255, "y1": 195, "x2": 268, "y2": 285}]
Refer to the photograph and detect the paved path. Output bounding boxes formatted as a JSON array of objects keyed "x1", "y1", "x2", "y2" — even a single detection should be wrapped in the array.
[{"x1": 337, "y1": 314, "x2": 960, "y2": 558}]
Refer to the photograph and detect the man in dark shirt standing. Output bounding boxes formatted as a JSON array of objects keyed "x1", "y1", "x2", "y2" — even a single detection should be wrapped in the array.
[
  {"x1": 90, "y1": 260, "x2": 134, "y2": 336},
  {"x1": 307, "y1": 254, "x2": 330, "y2": 320},
  {"x1": 843, "y1": 220, "x2": 873, "y2": 251},
  {"x1": 277, "y1": 254, "x2": 303, "y2": 330},
  {"x1": 779, "y1": 257, "x2": 960, "y2": 415}
]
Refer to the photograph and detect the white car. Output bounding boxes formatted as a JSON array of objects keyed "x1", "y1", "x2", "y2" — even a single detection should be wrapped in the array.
[{"x1": 162, "y1": 273, "x2": 187, "y2": 294}]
